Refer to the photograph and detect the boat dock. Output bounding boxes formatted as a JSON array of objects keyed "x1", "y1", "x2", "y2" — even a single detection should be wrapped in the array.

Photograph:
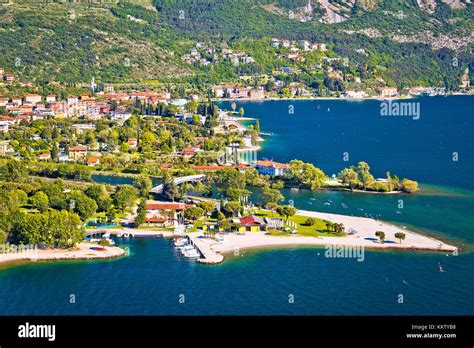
[{"x1": 189, "y1": 235, "x2": 224, "y2": 264}]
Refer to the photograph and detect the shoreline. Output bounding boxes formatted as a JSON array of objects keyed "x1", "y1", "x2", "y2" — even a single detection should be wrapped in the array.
[
  {"x1": 189, "y1": 209, "x2": 458, "y2": 264},
  {"x1": 0, "y1": 242, "x2": 126, "y2": 267},
  {"x1": 213, "y1": 93, "x2": 472, "y2": 103}
]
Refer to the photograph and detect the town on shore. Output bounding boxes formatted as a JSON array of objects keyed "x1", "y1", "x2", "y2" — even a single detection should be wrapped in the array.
[{"x1": 0, "y1": 56, "x2": 467, "y2": 266}]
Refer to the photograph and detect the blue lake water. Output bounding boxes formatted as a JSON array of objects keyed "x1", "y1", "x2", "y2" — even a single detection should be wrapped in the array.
[{"x1": 0, "y1": 97, "x2": 473, "y2": 315}]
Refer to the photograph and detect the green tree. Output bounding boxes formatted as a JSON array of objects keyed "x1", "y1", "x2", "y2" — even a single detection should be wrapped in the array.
[
  {"x1": 51, "y1": 142, "x2": 59, "y2": 161},
  {"x1": 338, "y1": 167, "x2": 359, "y2": 191},
  {"x1": 184, "y1": 207, "x2": 205, "y2": 221},
  {"x1": 133, "y1": 175, "x2": 152, "y2": 198},
  {"x1": 395, "y1": 232, "x2": 406, "y2": 244},
  {"x1": 162, "y1": 180, "x2": 179, "y2": 202},
  {"x1": 261, "y1": 185, "x2": 284, "y2": 206},
  {"x1": 238, "y1": 107, "x2": 245, "y2": 117},
  {"x1": 211, "y1": 210, "x2": 225, "y2": 220},
  {"x1": 0, "y1": 160, "x2": 28, "y2": 182},
  {"x1": 218, "y1": 219, "x2": 231, "y2": 231},
  {"x1": 375, "y1": 231, "x2": 386, "y2": 243},
  {"x1": 276, "y1": 205, "x2": 296, "y2": 222},
  {"x1": 98, "y1": 238, "x2": 110, "y2": 247},
  {"x1": 113, "y1": 185, "x2": 138, "y2": 212},
  {"x1": 401, "y1": 179, "x2": 419, "y2": 193},
  {"x1": 266, "y1": 202, "x2": 278, "y2": 217},
  {"x1": 84, "y1": 184, "x2": 111, "y2": 212},
  {"x1": 106, "y1": 205, "x2": 117, "y2": 223},
  {"x1": 357, "y1": 162, "x2": 375, "y2": 191},
  {"x1": 30, "y1": 192, "x2": 49, "y2": 213},
  {"x1": 333, "y1": 223, "x2": 345, "y2": 235},
  {"x1": 289, "y1": 160, "x2": 326, "y2": 189},
  {"x1": 68, "y1": 191, "x2": 98, "y2": 220},
  {"x1": 223, "y1": 201, "x2": 242, "y2": 217},
  {"x1": 134, "y1": 199, "x2": 147, "y2": 227},
  {"x1": 197, "y1": 201, "x2": 215, "y2": 216}
]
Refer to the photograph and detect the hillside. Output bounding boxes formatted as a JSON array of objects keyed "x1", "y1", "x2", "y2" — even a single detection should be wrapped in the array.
[
  {"x1": 0, "y1": 0, "x2": 193, "y2": 84},
  {"x1": 0, "y1": 0, "x2": 472, "y2": 88}
]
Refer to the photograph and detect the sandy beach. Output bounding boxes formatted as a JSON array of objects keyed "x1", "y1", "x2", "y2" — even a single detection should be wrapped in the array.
[
  {"x1": 0, "y1": 242, "x2": 126, "y2": 265},
  {"x1": 189, "y1": 210, "x2": 458, "y2": 264}
]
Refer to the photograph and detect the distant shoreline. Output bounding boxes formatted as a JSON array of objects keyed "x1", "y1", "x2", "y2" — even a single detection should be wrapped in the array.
[{"x1": 213, "y1": 93, "x2": 472, "y2": 103}]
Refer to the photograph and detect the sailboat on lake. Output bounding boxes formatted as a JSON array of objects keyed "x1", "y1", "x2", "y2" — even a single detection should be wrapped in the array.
[{"x1": 439, "y1": 262, "x2": 445, "y2": 272}]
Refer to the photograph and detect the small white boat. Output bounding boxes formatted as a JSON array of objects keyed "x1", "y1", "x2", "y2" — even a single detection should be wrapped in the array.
[
  {"x1": 174, "y1": 238, "x2": 188, "y2": 247},
  {"x1": 116, "y1": 232, "x2": 123, "y2": 238},
  {"x1": 102, "y1": 232, "x2": 111, "y2": 238},
  {"x1": 90, "y1": 238, "x2": 101, "y2": 243},
  {"x1": 324, "y1": 202, "x2": 331, "y2": 206},
  {"x1": 439, "y1": 262, "x2": 445, "y2": 272},
  {"x1": 183, "y1": 248, "x2": 200, "y2": 259}
]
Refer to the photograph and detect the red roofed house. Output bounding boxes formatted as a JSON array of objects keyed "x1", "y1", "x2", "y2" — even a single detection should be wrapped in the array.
[
  {"x1": 68, "y1": 145, "x2": 88, "y2": 160},
  {"x1": 38, "y1": 152, "x2": 51, "y2": 160},
  {"x1": 239, "y1": 215, "x2": 267, "y2": 232},
  {"x1": 160, "y1": 163, "x2": 172, "y2": 170},
  {"x1": 0, "y1": 116, "x2": 14, "y2": 133},
  {"x1": 46, "y1": 95, "x2": 57, "y2": 103},
  {"x1": 255, "y1": 160, "x2": 290, "y2": 177},
  {"x1": 24, "y1": 94, "x2": 42, "y2": 104},
  {"x1": 86, "y1": 157, "x2": 100, "y2": 166},
  {"x1": 5, "y1": 74, "x2": 14, "y2": 83},
  {"x1": 146, "y1": 201, "x2": 193, "y2": 213},
  {"x1": 144, "y1": 200, "x2": 194, "y2": 227},
  {"x1": 143, "y1": 216, "x2": 168, "y2": 227},
  {"x1": 182, "y1": 147, "x2": 196, "y2": 157},
  {"x1": 127, "y1": 138, "x2": 138, "y2": 148}
]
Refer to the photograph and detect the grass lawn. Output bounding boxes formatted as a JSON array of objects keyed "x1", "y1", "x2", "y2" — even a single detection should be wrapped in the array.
[{"x1": 255, "y1": 209, "x2": 344, "y2": 237}]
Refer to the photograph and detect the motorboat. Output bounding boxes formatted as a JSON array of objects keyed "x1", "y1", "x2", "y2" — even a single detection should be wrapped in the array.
[
  {"x1": 183, "y1": 248, "x2": 200, "y2": 259},
  {"x1": 174, "y1": 238, "x2": 188, "y2": 247}
]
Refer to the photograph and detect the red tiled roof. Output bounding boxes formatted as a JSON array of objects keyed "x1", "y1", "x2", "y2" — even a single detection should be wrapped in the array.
[
  {"x1": 87, "y1": 157, "x2": 99, "y2": 164},
  {"x1": 145, "y1": 217, "x2": 167, "y2": 223},
  {"x1": 69, "y1": 146, "x2": 87, "y2": 151},
  {"x1": 192, "y1": 164, "x2": 250, "y2": 171},
  {"x1": 146, "y1": 202, "x2": 193, "y2": 211},
  {"x1": 256, "y1": 160, "x2": 290, "y2": 169},
  {"x1": 240, "y1": 216, "x2": 257, "y2": 226}
]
